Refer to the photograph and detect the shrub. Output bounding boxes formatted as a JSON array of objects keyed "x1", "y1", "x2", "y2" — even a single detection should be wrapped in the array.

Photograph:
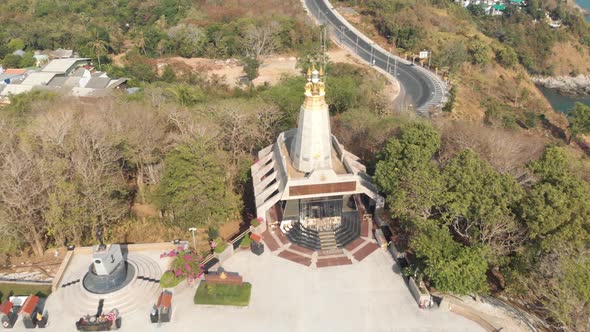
[
  {"x1": 496, "y1": 47, "x2": 518, "y2": 68},
  {"x1": 251, "y1": 218, "x2": 261, "y2": 227},
  {"x1": 160, "y1": 271, "x2": 185, "y2": 288},
  {"x1": 214, "y1": 238, "x2": 228, "y2": 253},
  {"x1": 194, "y1": 282, "x2": 252, "y2": 306},
  {"x1": 240, "y1": 234, "x2": 252, "y2": 248},
  {"x1": 241, "y1": 56, "x2": 260, "y2": 82},
  {"x1": 163, "y1": 249, "x2": 205, "y2": 284},
  {"x1": 207, "y1": 227, "x2": 219, "y2": 240}
]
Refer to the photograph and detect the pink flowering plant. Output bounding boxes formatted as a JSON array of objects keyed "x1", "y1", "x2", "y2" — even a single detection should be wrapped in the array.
[
  {"x1": 251, "y1": 217, "x2": 263, "y2": 227},
  {"x1": 160, "y1": 249, "x2": 205, "y2": 287}
]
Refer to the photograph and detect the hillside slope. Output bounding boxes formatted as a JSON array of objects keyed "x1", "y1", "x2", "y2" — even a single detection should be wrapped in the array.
[{"x1": 335, "y1": 0, "x2": 589, "y2": 129}]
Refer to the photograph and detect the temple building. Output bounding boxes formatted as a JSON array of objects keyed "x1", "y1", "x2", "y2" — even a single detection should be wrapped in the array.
[{"x1": 250, "y1": 67, "x2": 383, "y2": 251}]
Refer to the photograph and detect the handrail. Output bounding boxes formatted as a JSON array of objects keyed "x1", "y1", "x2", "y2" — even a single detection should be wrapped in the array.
[{"x1": 228, "y1": 229, "x2": 250, "y2": 245}]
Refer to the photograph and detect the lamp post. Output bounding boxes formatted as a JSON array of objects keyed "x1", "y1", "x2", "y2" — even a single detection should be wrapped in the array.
[{"x1": 188, "y1": 227, "x2": 197, "y2": 251}]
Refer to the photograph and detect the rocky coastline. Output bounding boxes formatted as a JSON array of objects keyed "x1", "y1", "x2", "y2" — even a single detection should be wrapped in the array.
[{"x1": 532, "y1": 75, "x2": 590, "y2": 96}]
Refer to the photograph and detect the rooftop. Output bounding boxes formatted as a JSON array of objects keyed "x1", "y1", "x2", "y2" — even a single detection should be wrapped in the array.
[
  {"x1": 3, "y1": 69, "x2": 27, "y2": 75},
  {"x1": 0, "y1": 84, "x2": 34, "y2": 96},
  {"x1": 41, "y1": 58, "x2": 91, "y2": 74},
  {"x1": 280, "y1": 134, "x2": 349, "y2": 179},
  {"x1": 21, "y1": 72, "x2": 57, "y2": 86}
]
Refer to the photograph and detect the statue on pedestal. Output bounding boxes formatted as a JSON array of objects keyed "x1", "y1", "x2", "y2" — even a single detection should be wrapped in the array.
[
  {"x1": 96, "y1": 229, "x2": 106, "y2": 251},
  {"x1": 83, "y1": 230, "x2": 134, "y2": 294}
]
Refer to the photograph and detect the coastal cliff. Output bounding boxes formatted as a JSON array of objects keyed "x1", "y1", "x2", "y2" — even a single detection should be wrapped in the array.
[{"x1": 532, "y1": 75, "x2": 590, "y2": 95}]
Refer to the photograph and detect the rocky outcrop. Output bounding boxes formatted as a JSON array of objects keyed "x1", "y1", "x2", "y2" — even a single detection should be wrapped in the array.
[{"x1": 532, "y1": 75, "x2": 590, "y2": 95}]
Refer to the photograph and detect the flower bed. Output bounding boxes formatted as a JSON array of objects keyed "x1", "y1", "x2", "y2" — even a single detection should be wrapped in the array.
[{"x1": 160, "y1": 249, "x2": 205, "y2": 286}]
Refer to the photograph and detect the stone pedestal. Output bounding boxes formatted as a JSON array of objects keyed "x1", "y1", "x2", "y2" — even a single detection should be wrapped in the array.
[
  {"x1": 92, "y1": 244, "x2": 124, "y2": 276},
  {"x1": 83, "y1": 244, "x2": 135, "y2": 294}
]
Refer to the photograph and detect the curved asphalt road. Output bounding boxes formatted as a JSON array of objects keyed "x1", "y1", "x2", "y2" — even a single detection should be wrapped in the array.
[{"x1": 304, "y1": 0, "x2": 447, "y2": 113}]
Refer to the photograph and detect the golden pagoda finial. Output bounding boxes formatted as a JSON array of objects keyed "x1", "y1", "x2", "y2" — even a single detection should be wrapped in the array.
[{"x1": 304, "y1": 63, "x2": 325, "y2": 96}]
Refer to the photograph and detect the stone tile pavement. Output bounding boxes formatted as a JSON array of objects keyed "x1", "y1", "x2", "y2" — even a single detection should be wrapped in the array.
[{"x1": 10, "y1": 248, "x2": 483, "y2": 331}]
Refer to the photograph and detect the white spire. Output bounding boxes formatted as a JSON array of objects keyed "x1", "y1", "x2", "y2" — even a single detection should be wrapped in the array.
[{"x1": 290, "y1": 66, "x2": 333, "y2": 173}]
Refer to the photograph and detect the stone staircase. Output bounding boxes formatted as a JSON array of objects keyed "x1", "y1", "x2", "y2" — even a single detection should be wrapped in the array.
[
  {"x1": 55, "y1": 253, "x2": 162, "y2": 317},
  {"x1": 319, "y1": 231, "x2": 337, "y2": 251}
]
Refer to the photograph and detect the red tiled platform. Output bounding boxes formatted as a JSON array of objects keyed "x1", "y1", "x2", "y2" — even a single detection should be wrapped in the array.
[
  {"x1": 276, "y1": 230, "x2": 291, "y2": 246},
  {"x1": 262, "y1": 231, "x2": 280, "y2": 251},
  {"x1": 317, "y1": 256, "x2": 352, "y2": 268},
  {"x1": 289, "y1": 244, "x2": 314, "y2": 255},
  {"x1": 278, "y1": 250, "x2": 312, "y2": 266},
  {"x1": 345, "y1": 237, "x2": 365, "y2": 252},
  {"x1": 361, "y1": 219, "x2": 370, "y2": 237},
  {"x1": 353, "y1": 242, "x2": 379, "y2": 262}
]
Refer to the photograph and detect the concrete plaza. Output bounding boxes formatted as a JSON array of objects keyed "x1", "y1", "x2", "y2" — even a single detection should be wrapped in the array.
[
  {"x1": 135, "y1": 249, "x2": 482, "y2": 332},
  {"x1": 19, "y1": 248, "x2": 482, "y2": 331}
]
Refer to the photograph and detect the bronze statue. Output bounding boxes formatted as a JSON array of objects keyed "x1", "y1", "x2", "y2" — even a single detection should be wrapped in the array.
[{"x1": 97, "y1": 229, "x2": 106, "y2": 250}]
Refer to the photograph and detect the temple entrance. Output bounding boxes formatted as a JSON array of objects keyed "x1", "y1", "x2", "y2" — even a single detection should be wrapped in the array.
[{"x1": 299, "y1": 196, "x2": 342, "y2": 231}]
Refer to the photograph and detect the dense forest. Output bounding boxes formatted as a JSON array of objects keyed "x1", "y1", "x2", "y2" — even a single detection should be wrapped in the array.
[{"x1": 0, "y1": 0, "x2": 319, "y2": 68}]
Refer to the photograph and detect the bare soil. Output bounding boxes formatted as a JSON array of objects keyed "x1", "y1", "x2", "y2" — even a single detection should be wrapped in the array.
[
  {"x1": 152, "y1": 48, "x2": 362, "y2": 88},
  {"x1": 0, "y1": 247, "x2": 67, "y2": 280}
]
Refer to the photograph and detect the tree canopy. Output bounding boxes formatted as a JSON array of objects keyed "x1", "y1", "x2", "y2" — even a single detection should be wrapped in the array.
[
  {"x1": 375, "y1": 122, "x2": 442, "y2": 220},
  {"x1": 567, "y1": 102, "x2": 590, "y2": 144},
  {"x1": 155, "y1": 141, "x2": 241, "y2": 229}
]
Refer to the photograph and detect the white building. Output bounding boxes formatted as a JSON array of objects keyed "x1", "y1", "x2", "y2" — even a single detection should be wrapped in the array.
[{"x1": 250, "y1": 67, "x2": 383, "y2": 251}]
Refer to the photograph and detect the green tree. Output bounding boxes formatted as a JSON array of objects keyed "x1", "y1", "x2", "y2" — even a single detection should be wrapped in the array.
[
  {"x1": 87, "y1": 36, "x2": 109, "y2": 71},
  {"x1": 166, "y1": 84, "x2": 205, "y2": 106},
  {"x1": 412, "y1": 221, "x2": 489, "y2": 295},
  {"x1": 520, "y1": 147, "x2": 590, "y2": 251},
  {"x1": 375, "y1": 122, "x2": 442, "y2": 219},
  {"x1": 6, "y1": 38, "x2": 25, "y2": 52},
  {"x1": 160, "y1": 65, "x2": 177, "y2": 83},
  {"x1": 467, "y1": 4, "x2": 486, "y2": 17},
  {"x1": 496, "y1": 46, "x2": 518, "y2": 68},
  {"x1": 2, "y1": 53, "x2": 22, "y2": 68},
  {"x1": 567, "y1": 102, "x2": 590, "y2": 144},
  {"x1": 124, "y1": 62, "x2": 157, "y2": 82},
  {"x1": 468, "y1": 38, "x2": 491, "y2": 66},
  {"x1": 441, "y1": 150, "x2": 524, "y2": 261},
  {"x1": 435, "y1": 42, "x2": 468, "y2": 73},
  {"x1": 241, "y1": 56, "x2": 260, "y2": 82},
  {"x1": 326, "y1": 75, "x2": 358, "y2": 114},
  {"x1": 19, "y1": 51, "x2": 35, "y2": 68},
  {"x1": 261, "y1": 75, "x2": 306, "y2": 128},
  {"x1": 154, "y1": 141, "x2": 241, "y2": 229}
]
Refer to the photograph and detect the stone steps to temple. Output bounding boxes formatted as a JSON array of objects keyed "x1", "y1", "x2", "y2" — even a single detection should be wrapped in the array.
[
  {"x1": 319, "y1": 231, "x2": 338, "y2": 251},
  {"x1": 57, "y1": 254, "x2": 162, "y2": 317}
]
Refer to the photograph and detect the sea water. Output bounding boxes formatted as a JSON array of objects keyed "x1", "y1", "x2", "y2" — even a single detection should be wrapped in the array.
[
  {"x1": 577, "y1": 0, "x2": 590, "y2": 21},
  {"x1": 540, "y1": 87, "x2": 590, "y2": 114},
  {"x1": 538, "y1": 1, "x2": 590, "y2": 113}
]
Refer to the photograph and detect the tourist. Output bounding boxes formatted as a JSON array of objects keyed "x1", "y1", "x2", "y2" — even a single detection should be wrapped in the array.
[{"x1": 209, "y1": 239, "x2": 216, "y2": 254}]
